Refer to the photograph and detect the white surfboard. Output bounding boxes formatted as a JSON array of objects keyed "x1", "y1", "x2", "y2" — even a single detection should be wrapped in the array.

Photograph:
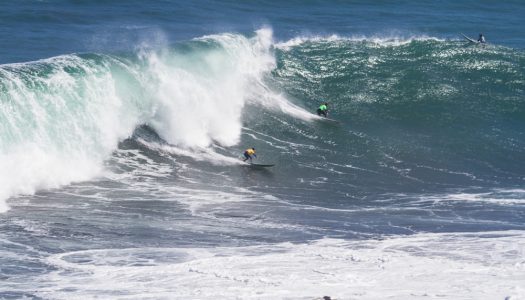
[{"x1": 461, "y1": 33, "x2": 479, "y2": 44}]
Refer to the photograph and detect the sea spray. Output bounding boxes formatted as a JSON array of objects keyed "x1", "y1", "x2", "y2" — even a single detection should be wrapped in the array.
[{"x1": 143, "y1": 28, "x2": 277, "y2": 148}]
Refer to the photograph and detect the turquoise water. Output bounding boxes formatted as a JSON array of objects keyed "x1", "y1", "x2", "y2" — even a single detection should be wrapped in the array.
[{"x1": 1, "y1": 1, "x2": 524, "y2": 299}]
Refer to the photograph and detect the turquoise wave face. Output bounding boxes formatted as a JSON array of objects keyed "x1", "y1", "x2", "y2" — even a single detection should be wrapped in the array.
[
  {"x1": 270, "y1": 38, "x2": 525, "y2": 184},
  {"x1": 276, "y1": 38, "x2": 524, "y2": 123}
]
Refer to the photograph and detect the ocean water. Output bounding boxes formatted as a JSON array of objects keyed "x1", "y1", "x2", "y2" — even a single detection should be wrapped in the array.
[{"x1": 1, "y1": 1, "x2": 524, "y2": 299}]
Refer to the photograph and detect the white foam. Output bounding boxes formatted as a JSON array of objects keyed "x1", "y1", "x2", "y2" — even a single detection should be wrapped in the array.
[
  {"x1": 136, "y1": 138, "x2": 243, "y2": 166},
  {"x1": 420, "y1": 189, "x2": 525, "y2": 205},
  {"x1": 275, "y1": 34, "x2": 446, "y2": 50},
  {"x1": 31, "y1": 231, "x2": 525, "y2": 299},
  {"x1": 0, "y1": 55, "x2": 132, "y2": 212},
  {"x1": 275, "y1": 34, "x2": 342, "y2": 50},
  {"x1": 143, "y1": 27, "x2": 277, "y2": 148}
]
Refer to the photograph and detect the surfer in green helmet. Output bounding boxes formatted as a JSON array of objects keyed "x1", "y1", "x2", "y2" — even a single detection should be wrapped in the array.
[{"x1": 317, "y1": 102, "x2": 328, "y2": 117}]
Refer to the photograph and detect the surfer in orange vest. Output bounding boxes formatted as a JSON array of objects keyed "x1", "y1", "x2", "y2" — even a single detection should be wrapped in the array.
[{"x1": 243, "y1": 147, "x2": 257, "y2": 162}]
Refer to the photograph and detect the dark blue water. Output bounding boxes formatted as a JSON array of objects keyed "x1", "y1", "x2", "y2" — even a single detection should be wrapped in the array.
[
  {"x1": 1, "y1": 0, "x2": 524, "y2": 64},
  {"x1": 1, "y1": 1, "x2": 524, "y2": 299}
]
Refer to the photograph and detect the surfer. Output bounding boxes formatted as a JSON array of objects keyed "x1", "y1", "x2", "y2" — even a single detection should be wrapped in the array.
[
  {"x1": 317, "y1": 102, "x2": 328, "y2": 117},
  {"x1": 242, "y1": 147, "x2": 257, "y2": 162},
  {"x1": 478, "y1": 33, "x2": 485, "y2": 43}
]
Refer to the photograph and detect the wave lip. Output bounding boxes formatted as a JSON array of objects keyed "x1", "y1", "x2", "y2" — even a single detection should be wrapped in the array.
[{"x1": 147, "y1": 27, "x2": 276, "y2": 149}]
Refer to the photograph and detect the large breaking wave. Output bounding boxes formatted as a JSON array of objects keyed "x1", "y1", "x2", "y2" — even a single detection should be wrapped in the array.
[
  {"x1": 0, "y1": 28, "x2": 307, "y2": 212},
  {"x1": 1, "y1": 29, "x2": 524, "y2": 212}
]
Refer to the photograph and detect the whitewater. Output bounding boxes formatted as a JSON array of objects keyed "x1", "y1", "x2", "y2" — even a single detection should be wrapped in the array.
[
  {"x1": 0, "y1": 28, "x2": 306, "y2": 212},
  {"x1": 1, "y1": 1, "x2": 525, "y2": 299}
]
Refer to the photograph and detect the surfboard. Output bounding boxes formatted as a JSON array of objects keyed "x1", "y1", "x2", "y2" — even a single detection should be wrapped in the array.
[
  {"x1": 461, "y1": 33, "x2": 479, "y2": 44},
  {"x1": 244, "y1": 163, "x2": 275, "y2": 168},
  {"x1": 318, "y1": 117, "x2": 341, "y2": 125}
]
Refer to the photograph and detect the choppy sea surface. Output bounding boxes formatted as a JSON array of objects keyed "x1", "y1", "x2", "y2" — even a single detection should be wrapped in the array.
[{"x1": 1, "y1": 1, "x2": 524, "y2": 299}]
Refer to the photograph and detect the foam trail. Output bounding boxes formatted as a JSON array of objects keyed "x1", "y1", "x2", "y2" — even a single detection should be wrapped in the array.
[{"x1": 136, "y1": 138, "x2": 245, "y2": 165}]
